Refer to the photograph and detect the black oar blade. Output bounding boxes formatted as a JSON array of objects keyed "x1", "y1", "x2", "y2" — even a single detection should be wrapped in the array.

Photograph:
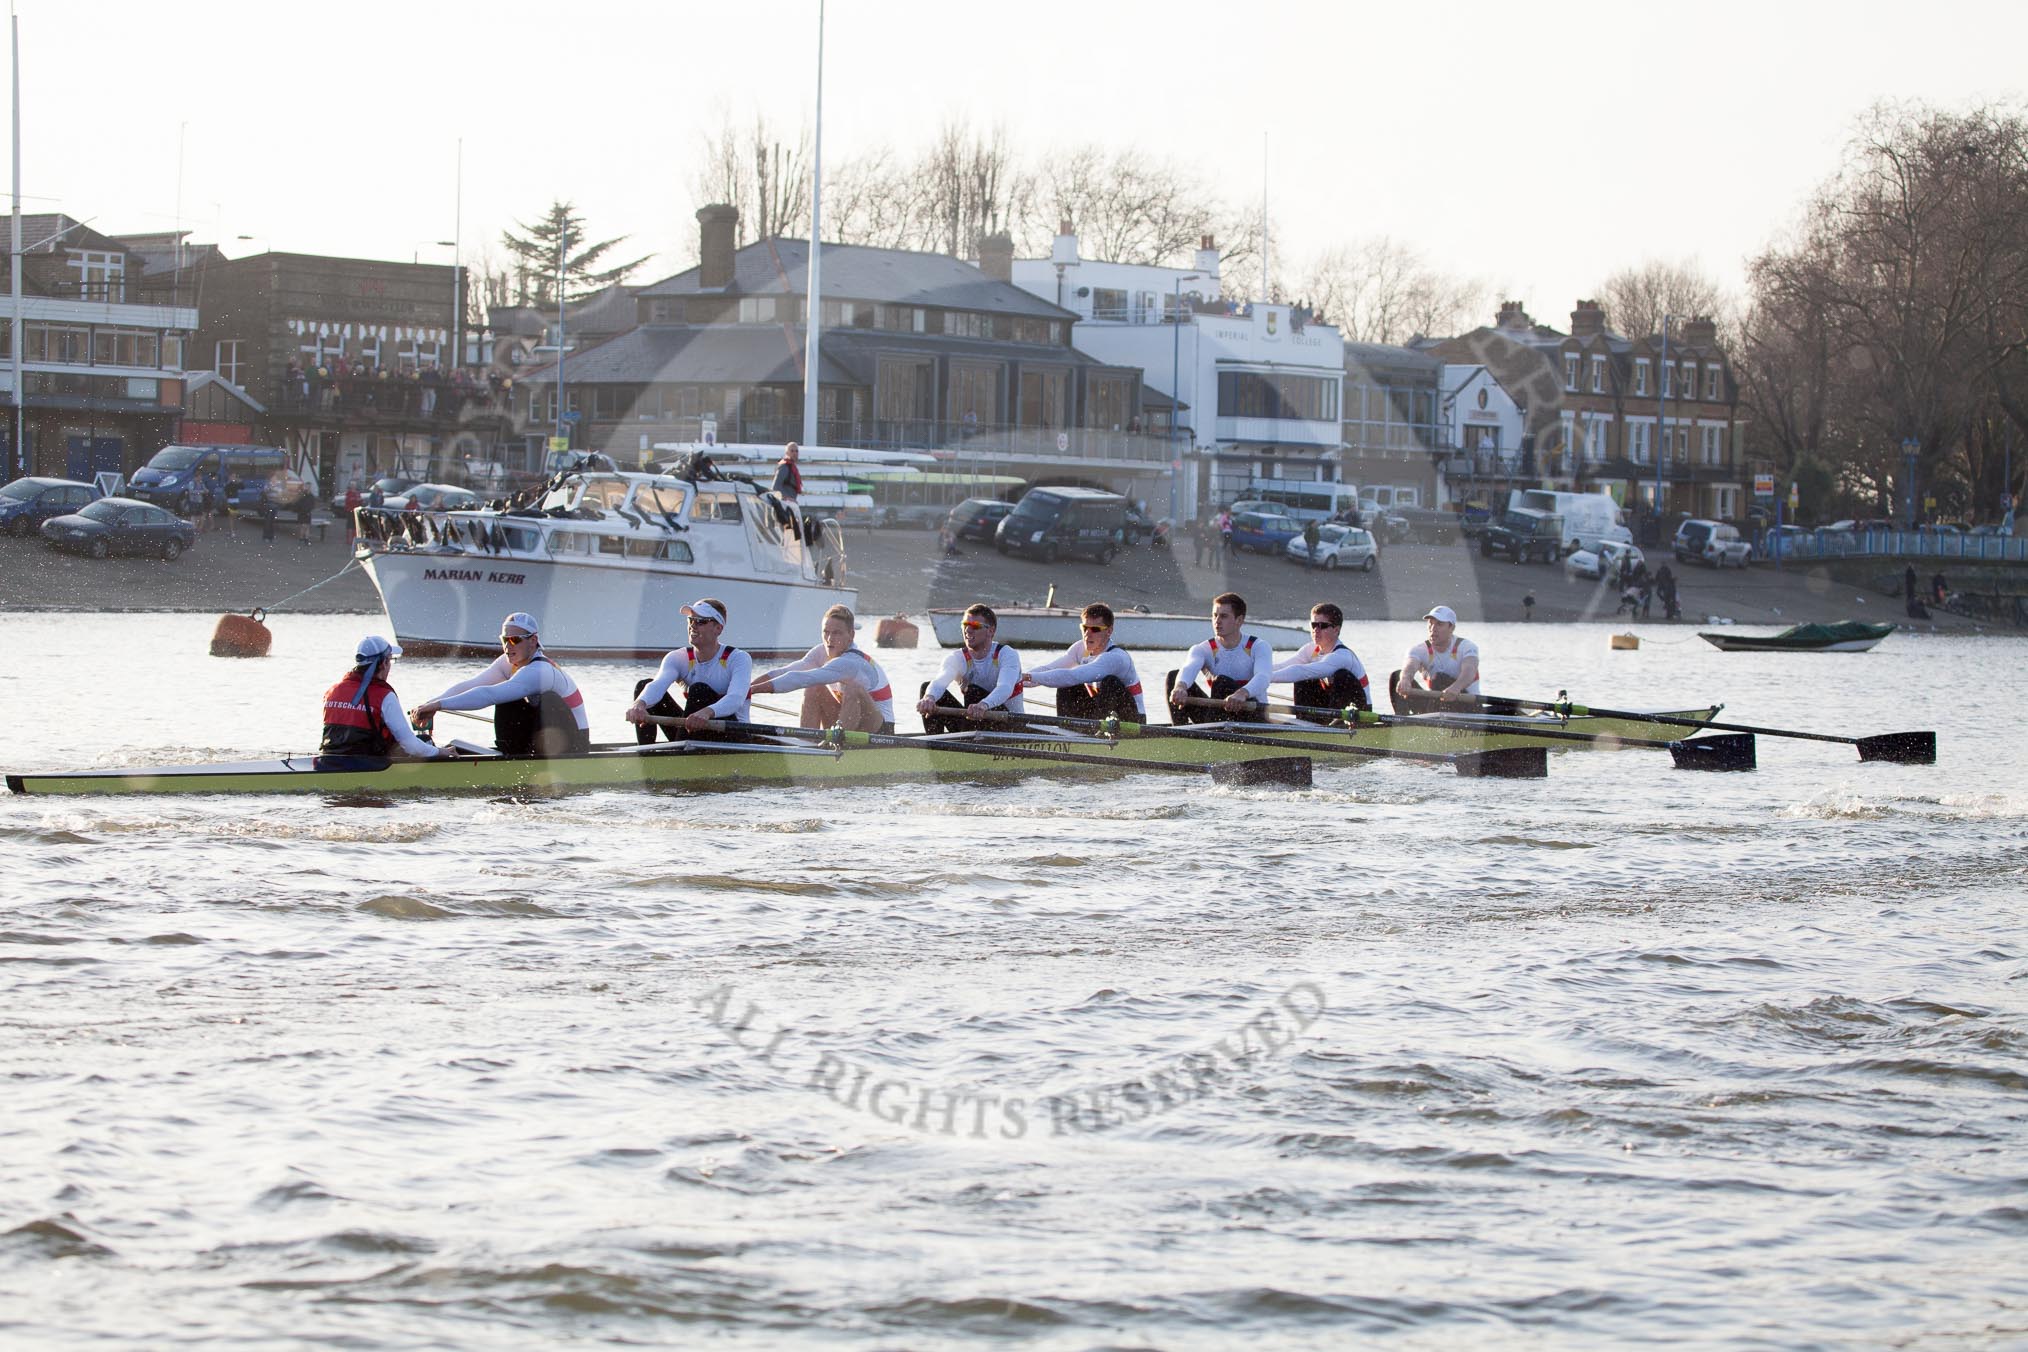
[
  {"x1": 1209, "y1": 756, "x2": 1313, "y2": 789},
  {"x1": 1453, "y1": 746, "x2": 1548, "y2": 779},
  {"x1": 1670, "y1": 734, "x2": 1756, "y2": 772},
  {"x1": 1855, "y1": 731, "x2": 1936, "y2": 764}
]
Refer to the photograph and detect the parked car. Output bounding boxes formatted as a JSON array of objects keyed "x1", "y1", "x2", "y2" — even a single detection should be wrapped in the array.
[
  {"x1": 40, "y1": 496, "x2": 196, "y2": 560},
  {"x1": 1564, "y1": 539, "x2": 1645, "y2": 581},
  {"x1": 1479, "y1": 509, "x2": 1565, "y2": 563},
  {"x1": 1674, "y1": 518, "x2": 1753, "y2": 567},
  {"x1": 995, "y1": 486, "x2": 1126, "y2": 563},
  {"x1": 334, "y1": 476, "x2": 420, "y2": 513},
  {"x1": 946, "y1": 497, "x2": 1014, "y2": 542},
  {"x1": 1228, "y1": 511, "x2": 1304, "y2": 553},
  {"x1": 128, "y1": 443, "x2": 292, "y2": 513},
  {"x1": 383, "y1": 483, "x2": 481, "y2": 512},
  {"x1": 1285, "y1": 523, "x2": 1379, "y2": 571},
  {"x1": 0, "y1": 477, "x2": 98, "y2": 536}
]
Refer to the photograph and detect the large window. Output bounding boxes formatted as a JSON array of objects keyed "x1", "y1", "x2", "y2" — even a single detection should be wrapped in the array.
[
  {"x1": 1217, "y1": 371, "x2": 1339, "y2": 422},
  {"x1": 1086, "y1": 375, "x2": 1131, "y2": 429},
  {"x1": 66, "y1": 249, "x2": 125, "y2": 301},
  {"x1": 1018, "y1": 368, "x2": 1067, "y2": 428},
  {"x1": 214, "y1": 340, "x2": 243, "y2": 384}
]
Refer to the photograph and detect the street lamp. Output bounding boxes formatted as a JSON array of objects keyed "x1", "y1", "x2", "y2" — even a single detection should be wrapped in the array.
[{"x1": 1169, "y1": 273, "x2": 1200, "y2": 527}]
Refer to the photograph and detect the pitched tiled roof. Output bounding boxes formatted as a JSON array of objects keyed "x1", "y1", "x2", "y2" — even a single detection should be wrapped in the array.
[
  {"x1": 519, "y1": 325, "x2": 857, "y2": 387},
  {"x1": 640, "y1": 237, "x2": 1072, "y2": 320}
]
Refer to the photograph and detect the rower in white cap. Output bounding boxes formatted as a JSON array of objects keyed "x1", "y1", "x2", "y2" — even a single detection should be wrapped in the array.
[
  {"x1": 625, "y1": 597, "x2": 753, "y2": 742},
  {"x1": 1395, "y1": 604, "x2": 1481, "y2": 708},
  {"x1": 319, "y1": 634, "x2": 443, "y2": 759},
  {"x1": 412, "y1": 611, "x2": 591, "y2": 757}
]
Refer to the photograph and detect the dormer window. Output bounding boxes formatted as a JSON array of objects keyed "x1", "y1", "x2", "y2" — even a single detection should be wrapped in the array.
[{"x1": 67, "y1": 249, "x2": 125, "y2": 302}]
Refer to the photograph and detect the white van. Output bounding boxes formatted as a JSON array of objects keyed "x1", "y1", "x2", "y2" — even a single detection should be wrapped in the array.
[{"x1": 1512, "y1": 489, "x2": 1623, "y2": 554}]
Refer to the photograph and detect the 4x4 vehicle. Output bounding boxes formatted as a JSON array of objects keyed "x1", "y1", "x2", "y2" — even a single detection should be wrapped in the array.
[
  {"x1": 1674, "y1": 518, "x2": 1752, "y2": 568},
  {"x1": 1479, "y1": 509, "x2": 1565, "y2": 563}
]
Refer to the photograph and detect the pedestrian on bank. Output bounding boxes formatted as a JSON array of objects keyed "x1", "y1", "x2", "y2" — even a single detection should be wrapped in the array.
[
  {"x1": 1217, "y1": 508, "x2": 1234, "y2": 557},
  {"x1": 1931, "y1": 571, "x2": 1949, "y2": 607},
  {"x1": 1301, "y1": 518, "x2": 1321, "y2": 571},
  {"x1": 260, "y1": 489, "x2": 278, "y2": 543},
  {"x1": 1523, "y1": 591, "x2": 1536, "y2": 621},
  {"x1": 295, "y1": 491, "x2": 314, "y2": 546}
]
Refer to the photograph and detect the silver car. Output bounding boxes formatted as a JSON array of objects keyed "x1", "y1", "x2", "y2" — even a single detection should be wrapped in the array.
[{"x1": 1285, "y1": 523, "x2": 1379, "y2": 572}]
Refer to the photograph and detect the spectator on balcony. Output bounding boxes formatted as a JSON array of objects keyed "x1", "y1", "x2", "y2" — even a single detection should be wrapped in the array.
[
  {"x1": 285, "y1": 358, "x2": 307, "y2": 406},
  {"x1": 420, "y1": 363, "x2": 442, "y2": 416}
]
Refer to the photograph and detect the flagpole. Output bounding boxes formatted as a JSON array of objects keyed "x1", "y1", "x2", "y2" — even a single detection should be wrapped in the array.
[
  {"x1": 800, "y1": 0, "x2": 825, "y2": 450},
  {"x1": 10, "y1": 6, "x2": 24, "y2": 475}
]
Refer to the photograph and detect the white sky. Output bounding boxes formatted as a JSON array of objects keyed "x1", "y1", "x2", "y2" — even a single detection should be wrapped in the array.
[{"x1": 18, "y1": 0, "x2": 2028, "y2": 329}]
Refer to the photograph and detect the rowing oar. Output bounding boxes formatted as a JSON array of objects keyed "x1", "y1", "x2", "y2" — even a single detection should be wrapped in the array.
[
  {"x1": 643, "y1": 716, "x2": 1313, "y2": 788},
  {"x1": 1495, "y1": 693, "x2": 1935, "y2": 765},
  {"x1": 1262, "y1": 696, "x2": 1758, "y2": 773},
  {"x1": 1081, "y1": 699, "x2": 1549, "y2": 779}
]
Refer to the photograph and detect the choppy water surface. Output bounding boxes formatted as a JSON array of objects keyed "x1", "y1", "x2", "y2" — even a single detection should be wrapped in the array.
[{"x1": 2, "y1": 612, "x2": 2024, "y2": 1349}]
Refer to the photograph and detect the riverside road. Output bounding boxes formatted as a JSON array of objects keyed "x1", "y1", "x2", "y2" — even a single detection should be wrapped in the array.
[{"x1": 0, "y1": 512, "x2": 1993, "y2": 633}]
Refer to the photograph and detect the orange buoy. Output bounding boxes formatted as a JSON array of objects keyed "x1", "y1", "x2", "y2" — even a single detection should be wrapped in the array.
[
  {"x1": 211, "y1": 608, "x2": 273, "y2": 657},
  {"x1": 874, "y1": 614, "x2": 919, "y2": 648}
]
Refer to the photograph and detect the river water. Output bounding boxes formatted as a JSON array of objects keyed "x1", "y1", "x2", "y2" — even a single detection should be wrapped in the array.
[{"x1": 1, "y1": 611, "x2": 2023, "y2": 1349}]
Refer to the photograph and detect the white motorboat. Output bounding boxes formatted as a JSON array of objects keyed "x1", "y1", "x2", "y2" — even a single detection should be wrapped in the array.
[
  {"x1": 927, "y1": 606, "x2": 1311, "y2": 650},
  {"x1": 357, "y1": 455, "x2": 853, "y2": 660}
]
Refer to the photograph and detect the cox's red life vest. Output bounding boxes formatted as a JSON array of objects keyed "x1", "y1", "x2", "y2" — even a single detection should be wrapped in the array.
[{"x1": 321, "y1": 671, "x2": 396, "y2": 756}]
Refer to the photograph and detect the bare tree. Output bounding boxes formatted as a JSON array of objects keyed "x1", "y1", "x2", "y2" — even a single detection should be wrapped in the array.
[
  {"x1": 1594, "y1": 258, "x2": 1729, "y2": 340},
  {"x1": 689, "y1": 107, "x2": 814, "y2": 247},
  {"x1": 1024, "y1": 144, "x2": 1217, "y2": 267},
  {"x1": 1292, "y1": 238, "x2": 1486, "y2": 343},
  {"x1": 914, "y1": 118, "x2": 1029, "y2": 259}
]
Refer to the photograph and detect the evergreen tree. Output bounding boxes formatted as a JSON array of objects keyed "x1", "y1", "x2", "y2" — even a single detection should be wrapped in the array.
[{"x1": 499, "y1": 201, "x2": 653, "y2": 307}]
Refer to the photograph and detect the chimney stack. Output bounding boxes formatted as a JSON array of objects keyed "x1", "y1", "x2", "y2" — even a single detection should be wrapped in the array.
[
  {"x1": 1496, "y1": 300, "x2": 1534, "y2": 331},
  {"x1": 696, "y1": 204, "x2": 738, "y2": 290},
  {"x1": 1680, "y1": 315, "x2": 1718, "y2": 347},
  {"x1": 1050, "y1": 218, "x2": 1079, "y2": 267},
  {"x1": 1194, "y1": 234, "x2": 1221, "y2": 280},
  {"x1": 978, "y1": 231, "x2": 1015, "y2": 283},
  {"x1": 1570, "y1": 299, "x2": 1606, "y2": 336}
]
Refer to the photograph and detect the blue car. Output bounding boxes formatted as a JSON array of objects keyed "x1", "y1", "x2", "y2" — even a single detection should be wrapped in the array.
[
  {"x1": 0, "y1": 477, "x2": 98, "y2": 536},
  {"x1": 1228, "y1": 510, "x2": 1303, "y2": 553}
]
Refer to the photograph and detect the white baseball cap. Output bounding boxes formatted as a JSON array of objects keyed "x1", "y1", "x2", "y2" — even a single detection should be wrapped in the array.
[
  {"x1": 1424, "y1": 605, "x2": 1459, "y2": 624},
  {"x1": 682, "y1": 599, "x2": 726, "y2": 624},
  {"x1": 501, "y1": 612, "x2": 540, "y2": 637},
  {"x1": 355, "y1": 635, "x2": 403, "y2": 661}
]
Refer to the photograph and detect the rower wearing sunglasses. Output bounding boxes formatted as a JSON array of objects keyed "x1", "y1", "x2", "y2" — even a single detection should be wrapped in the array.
[
  {"x1": 1168, "y1": 591, "x2": 1273, "y2": 724},
  {"x1": 625, "y1": 598, "x2": 752, "y2": 743},
  {"x1": 1021, "y1": 601, "x2": 1145, "y2": 721},
  {"x1": 916, "y1": 603, "x2": 1025, "y2": 733},
  {"x1": 1270, "y1": 603, "x2": 1371, "y2": 724},
  {"x1": 411, "y1": 611, "x2": 591, "y2": 757}
]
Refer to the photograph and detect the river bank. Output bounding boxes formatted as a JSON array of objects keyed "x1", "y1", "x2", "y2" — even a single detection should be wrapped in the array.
[{"x1": 0, "y1": 515, "x2": 1997, "y2": 633}]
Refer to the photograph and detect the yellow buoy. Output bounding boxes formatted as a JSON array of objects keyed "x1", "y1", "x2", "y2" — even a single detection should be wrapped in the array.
[
  {"x1": 211, "y1": 608, "x2": 273, "y2": 657},
  {"x1": 1609, "y1": 632, "x2": 1640, "y2": 651}
]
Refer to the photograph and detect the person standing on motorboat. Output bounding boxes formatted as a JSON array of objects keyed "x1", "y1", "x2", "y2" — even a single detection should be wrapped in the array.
[
  {"x1": 320, "y1": 635, "x2": 443, "y2": 759},
  {"x1": 626, "y1": 598, "x2": 753, "y2": 743},
  {"x1": 1168, "y1": 592, "x2": 1273, "y2": 724},
  {"x1": 772, "y1": 442, "x2": 802, "y2": 503},
  {"x1": 750, "y1": 604, "x2": 895, "y2": 734},
  {"x1": 412, "y1": 611, "x2": 591, "y2": 757},
  {"x1": 1395, "y1": 605, "x2": 1481, "y2": 708},
  {"x1": 917, "y1": 603, "x2": 1025, "y2": 732}
]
